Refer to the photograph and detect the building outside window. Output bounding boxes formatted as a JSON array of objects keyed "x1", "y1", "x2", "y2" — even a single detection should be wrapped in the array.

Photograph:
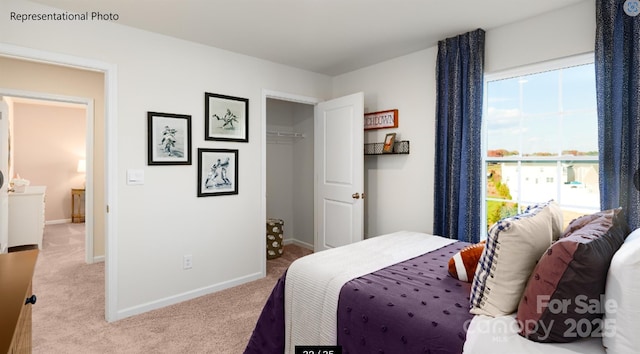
[{"x1": 482, "y1": 54, "x2": 599, "y2": 232}]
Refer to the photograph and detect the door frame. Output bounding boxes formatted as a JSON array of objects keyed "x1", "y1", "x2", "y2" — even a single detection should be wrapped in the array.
[
  {"x1": 261, "y1": 89, "x2": 320, "y2": 275},
  {"x1": 0, "y1": 100, "x2": 8, "y2": 253},
  {"x1": 0, "y1": 92, "x2": 94, "y2": 260},
  {"x1": 0, "y1": 43, "x2": 119, "y2": 322}
]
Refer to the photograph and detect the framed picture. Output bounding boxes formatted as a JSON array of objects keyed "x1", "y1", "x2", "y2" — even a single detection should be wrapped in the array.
[
  {"x1": 205, "y1": 92, "x2": 249, "y2": 142},
  {"x1": 147, "y1": 111, "x2": 192, "y2": 165},
  {"x1": 197, "y1": 148, "x2": 239, "y2": 197},
  {"x1": 364, "y1": 109, "x2": 399, "y2": 130},
  {"x1": 382, "y1": 133, "x2": 396, "y2": 153}
]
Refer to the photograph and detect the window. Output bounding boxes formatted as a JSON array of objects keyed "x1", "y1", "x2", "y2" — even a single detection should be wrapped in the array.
[{"x1": 482, "y1": 55, "x2": 599, "y2": 232}]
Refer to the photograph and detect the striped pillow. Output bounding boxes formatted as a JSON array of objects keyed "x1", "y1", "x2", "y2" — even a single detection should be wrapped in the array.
[
  {"x1": 469, "y1": 200, "x2": 563, "y2": 317},
  {"x1": 448, "y1": 241, "x2": 486, "y2": 282}
]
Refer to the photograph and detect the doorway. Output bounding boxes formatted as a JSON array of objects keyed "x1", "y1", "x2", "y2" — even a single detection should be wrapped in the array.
[
  {"x1": 0, "y1": 43, "x2": 118, "y2": 322},
  {"x1": 0, "y1": 95, "x2": 93, "y2": 258},
  {"x1": 265, "y1": 98, "x2": 315, "y2": 250},
  {"x1": 261, "y1": 90, "x2": 365, "y2": 268},
  {"x1": 261, "y1": 90, "x2": 319, "y2": 275}
]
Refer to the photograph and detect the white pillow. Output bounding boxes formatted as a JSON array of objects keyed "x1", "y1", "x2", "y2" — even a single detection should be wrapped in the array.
[
  {"x1": 470, "y1": 201, "x2": 563, "y2": 317},
  {"x1": 603, "y1": 228, "x2": 640, "y2": 353}
]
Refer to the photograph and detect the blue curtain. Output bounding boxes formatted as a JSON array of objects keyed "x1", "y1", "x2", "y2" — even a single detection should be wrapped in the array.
[
  {"x1": 434, "y1": 29, "x2": 485, "y2": 243},
  {"x1": 596, "y1": 0, "x2": 640, "y2": 231}
]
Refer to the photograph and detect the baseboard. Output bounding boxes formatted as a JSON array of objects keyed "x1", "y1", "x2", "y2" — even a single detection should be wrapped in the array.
[
  {"x1": 46, "y1": 219, "x2": 72, "y2": 225},
  {"x1": 283, "y1": 238, "x2": 313, "y2": 251},
  {"x1": 115, "y1": 271, "x2": 264, "y2": 321}
]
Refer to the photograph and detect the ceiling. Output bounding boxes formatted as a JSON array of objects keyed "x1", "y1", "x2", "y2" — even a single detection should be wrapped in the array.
[{"x1": 31, "y1": 0, "x2": 586, "y2": 76}]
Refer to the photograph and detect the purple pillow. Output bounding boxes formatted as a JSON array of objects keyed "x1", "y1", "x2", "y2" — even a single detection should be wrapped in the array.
[{"x1": 516, "y1": 208, "x2": 628, "y2": 343}]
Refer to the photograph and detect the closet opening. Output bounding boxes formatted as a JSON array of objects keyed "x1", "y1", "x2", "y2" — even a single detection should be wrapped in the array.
[{"x1": 265, "y1": 98, "x2": 315, "y2": 253}]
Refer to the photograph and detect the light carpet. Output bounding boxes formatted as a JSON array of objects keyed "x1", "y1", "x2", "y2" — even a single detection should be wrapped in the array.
[{"x1": 32, "y1": 223, "x2": 311, "y2": 353}]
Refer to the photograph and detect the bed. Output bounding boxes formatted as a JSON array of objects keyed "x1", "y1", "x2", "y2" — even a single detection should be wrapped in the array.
[
  {"x1": 245, "y1": 221, "x2": 639, "y2": 354},
  {"x1": 245, "y1": 231, "x2": 472, "y2": 354}
]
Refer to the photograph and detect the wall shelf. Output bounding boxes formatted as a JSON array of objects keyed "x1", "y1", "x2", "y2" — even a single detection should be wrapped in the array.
[{"x1": 364, "y1": 140, "x2": 410, "y2": 155}]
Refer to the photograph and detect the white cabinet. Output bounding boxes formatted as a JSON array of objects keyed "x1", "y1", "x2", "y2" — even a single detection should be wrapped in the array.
[{"x1": 8, "y1": 186, "x2": 46, "y2": 249}]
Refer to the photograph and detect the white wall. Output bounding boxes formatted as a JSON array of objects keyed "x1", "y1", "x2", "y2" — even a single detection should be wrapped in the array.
[
  {"x1": 1, "y1": 0, "x2": 331, "y2": 318},
  {"x1": 333, "y1": 48, "x2": 438, "y2": 238},
  {"x1": 266, "y1": 100, "x2": 295, "y2": 243},
  {"x1": 331, "y1": 0, "x2": 595, "y2": 238},
  {"x1": 485, "y1": 1, "x2": 595, "y2": 73},
  {"x1": 291, "y1": 104, "x2": 314, "y2": 247}
]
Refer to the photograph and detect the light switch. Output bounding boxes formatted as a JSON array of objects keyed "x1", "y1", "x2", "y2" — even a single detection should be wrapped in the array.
[{"x1": 127, "y1": 169, "x2": 144, "y2": 185}]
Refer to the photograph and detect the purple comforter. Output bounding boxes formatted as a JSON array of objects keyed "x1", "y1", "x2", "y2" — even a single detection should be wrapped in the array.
[
  {"x1": 245, "y1": 270, "x2": 288, "y2": 353},
  {"x1": 245, "y1": 242, "x2": 473, "y2": 354},
  {"x1": 337, "y1": 242, "x2": 472, "y2": 353}
]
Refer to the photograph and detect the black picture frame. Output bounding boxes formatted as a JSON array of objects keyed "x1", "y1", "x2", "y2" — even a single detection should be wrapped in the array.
[
  {"x1": 204, "y1": 92, "x2": 249, "y2": 142},
  {"x1": 197, "y1": 148, "x2": 239, "y2": 197},
  {"x1": 147, "y1": 111, "x2": 192, "y2": 165}
]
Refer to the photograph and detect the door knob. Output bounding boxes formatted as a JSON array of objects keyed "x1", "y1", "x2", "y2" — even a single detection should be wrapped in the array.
[
  {"x1": 25, "y1": 294, "x2": 37, "y2": 305},
  {"x1": 352, "y1": 192, "x2": 360, "y2": 199}
]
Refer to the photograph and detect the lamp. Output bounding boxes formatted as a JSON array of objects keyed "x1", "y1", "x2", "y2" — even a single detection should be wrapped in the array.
[
  {"x1": 77, "y1": 159, "x2": 86, "y2": 188},
  {"x1": 77, "y1": 159, "x2": 86, "y2": 173}
]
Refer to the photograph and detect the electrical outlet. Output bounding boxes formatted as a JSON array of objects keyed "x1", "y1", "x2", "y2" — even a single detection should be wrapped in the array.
[{"x1": 183, "y1": 254, "x2": 193, "y2": 270}]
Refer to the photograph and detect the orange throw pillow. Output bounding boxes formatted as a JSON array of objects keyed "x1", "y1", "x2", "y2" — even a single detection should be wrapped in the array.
[{"x1": 448, "y1": 241, "x2": 486, "y2": 282}]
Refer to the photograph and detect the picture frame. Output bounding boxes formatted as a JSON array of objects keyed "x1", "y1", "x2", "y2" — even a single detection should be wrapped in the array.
[
  {"x1": 197, "y1": 148, "x2": 239, "y2": 197},
  {"x1": 364, "y1": 109, "x2": 399, "y2": 130},
  {"x1": 382, "y1": 133, "x2": 396, "y2": 153},
  {"x1": 205, "y1": 92, "x2": 249, "y2": 142},
  {"x1": 147, "y1": 111, "x2": 192, "y2": 165}
]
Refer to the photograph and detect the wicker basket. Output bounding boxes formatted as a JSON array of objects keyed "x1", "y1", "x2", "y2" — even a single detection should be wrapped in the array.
[{"x1": 266, "y1": 218, "x2": 284, "y2": 259}]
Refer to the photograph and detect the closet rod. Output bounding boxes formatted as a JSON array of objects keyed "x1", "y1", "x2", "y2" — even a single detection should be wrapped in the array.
[{"x1": 266, "y1": 130, "x2": 305, "y2": 139}]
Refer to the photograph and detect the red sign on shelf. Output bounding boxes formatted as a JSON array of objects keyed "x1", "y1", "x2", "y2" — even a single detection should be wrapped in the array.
[{"x1": 364, "y1": 109, "x2": 398, "y2": 130}]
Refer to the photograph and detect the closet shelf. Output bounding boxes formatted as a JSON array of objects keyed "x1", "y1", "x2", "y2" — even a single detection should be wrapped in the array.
[
  {"x1": 364, "y1": 140, "x2": 410, "y2": 155},
  {"x1": 266, "y1": 130, "x2": 306, "y2": 142},
  {"x1": 266, "y1": 130, "x2": 305, "y2": 144}
]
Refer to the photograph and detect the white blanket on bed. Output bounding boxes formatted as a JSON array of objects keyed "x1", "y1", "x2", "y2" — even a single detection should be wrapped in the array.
[{"x1": 283, "y1": 231, "x2": 455, "y2": 353}]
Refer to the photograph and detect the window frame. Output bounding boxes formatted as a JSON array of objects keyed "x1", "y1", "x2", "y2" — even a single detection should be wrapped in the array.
[{"x1": 480, "y1": 53, "x2": 598, "y2": 234}]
